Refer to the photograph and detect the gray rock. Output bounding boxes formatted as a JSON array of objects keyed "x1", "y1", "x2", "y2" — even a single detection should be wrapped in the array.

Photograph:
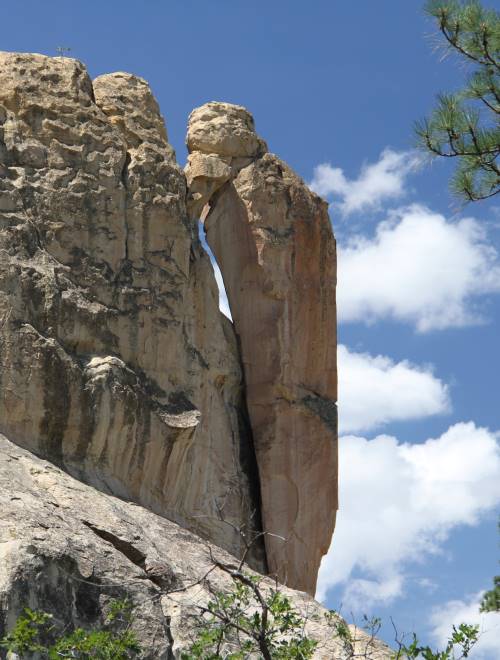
[{"x1": 0, "y1": 434, "x2": 391, "y2": 659}]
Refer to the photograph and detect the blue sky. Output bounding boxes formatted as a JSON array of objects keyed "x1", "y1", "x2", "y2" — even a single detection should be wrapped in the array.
[{"x1": 3, "y1": 0, "x2": 500, "y2": 655}]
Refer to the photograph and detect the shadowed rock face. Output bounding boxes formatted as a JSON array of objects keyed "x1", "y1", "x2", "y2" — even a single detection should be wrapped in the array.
[
  {"x1": 0, "y1": 52, "x2": 263, "y2": 568},
  {"x1": 186, "y1": 102, "x2": 338, "y2": 595}
]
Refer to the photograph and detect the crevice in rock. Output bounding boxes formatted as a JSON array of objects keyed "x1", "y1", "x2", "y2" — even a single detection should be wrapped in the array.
[
  {"x1": 39, "y1": 340, "x2": 70, "y2": 467},
  {"x1": 184, "y1": 144, "x2": 269, "y2": 568},
  {"x1": 120, "y1": 151, "x2": 131, "y2": 267},
  {"x1": 164, "y1": 616, "x2": 176, "y2": 660},
  {"x1": 81, "y1": 522, "x2": 181, "y2": 594},
  {"x1": 82, "y1": 521, "x2": 146, "y2": 569},
  {"x1": 235, "y1": 377, "x2": 267, "y2": 573},
  {"x1": 195, "y1": 217, "x2": 267, "y2": 571}
]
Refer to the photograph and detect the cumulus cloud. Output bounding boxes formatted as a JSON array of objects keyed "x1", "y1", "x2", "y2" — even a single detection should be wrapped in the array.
[
  {"x1": 310, "y1": 149, "x2": 422, "y2": 216},
  {"x1": 338, "y1": 345, "x2": 450, "y2": 433},
  {"x1": 317, "y1": 422, "x2": 500, "y2": 608},
  {"x1": 338, "y1": 205, "x2": 500, "y2": 331},
  {"x1": 429, "y1": 593, "x2": 500, "y2": 659}
]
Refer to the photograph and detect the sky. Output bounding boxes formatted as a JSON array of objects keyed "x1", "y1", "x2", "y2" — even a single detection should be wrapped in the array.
[{"x1": 2, "y1": 0, "x2": 500, "y2": 656}]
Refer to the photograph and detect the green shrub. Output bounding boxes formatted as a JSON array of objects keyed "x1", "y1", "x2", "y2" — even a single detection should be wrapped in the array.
[{"x1": 0, "y1": 599, "x2": 140, "y2": 659}]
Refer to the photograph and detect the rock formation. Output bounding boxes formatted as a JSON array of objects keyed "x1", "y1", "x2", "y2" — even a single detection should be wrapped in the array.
[
  {"x1": 186, "y1": 103, "x2": 338, "y2": 594},
  {"x1": 0, "y1": 51, "x2": 337, "y2": 600},
  {"x1": 0, "y1": 434, "x2": 391, "y2": 659},
  {"x1": 0, "y1": 51, "x2": 262, "y2": 569}
]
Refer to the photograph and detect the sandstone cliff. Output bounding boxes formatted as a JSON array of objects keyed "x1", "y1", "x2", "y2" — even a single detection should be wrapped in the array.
[
  {"x1": 0, "y1": 51, "x2": 262, "y2": 570},
  {"x1": 0, "y1": 50, "x2": 337, "y2": 599}
]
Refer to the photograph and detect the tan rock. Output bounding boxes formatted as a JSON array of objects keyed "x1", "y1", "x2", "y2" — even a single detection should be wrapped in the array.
[
  {"x1": 0, "y1": 52, "x2": 338, "y2": 598},
  {"x1": 0, "y1": 52, "x2": 263, "y2": 569},
  {"x1": 187, "y1": 101, "x2": 267, "y2": 158},
  {"x1": 93, "y1": 71, "x2": 176, "y2": 164},
  {"x1": 186, "y1": 103, "x2": 338, "y2": 595},
  {"x1": 185, "y1": 151, "x2": 232, "y2": 220}
]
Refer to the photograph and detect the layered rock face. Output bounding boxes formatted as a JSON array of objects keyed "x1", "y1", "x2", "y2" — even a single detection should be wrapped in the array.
[
  {"x1": 0, "y1": 52, "x2": 262, "y2": 567},
  {"x1": 186, "y1": 103, "x2": 338, "y2": 595},
  {"x1": 0, "y1": 51, "x2": 337, "y2": 598},
  {"x1": 0, "y1": 435, "x2": 390, "y2": 659}
]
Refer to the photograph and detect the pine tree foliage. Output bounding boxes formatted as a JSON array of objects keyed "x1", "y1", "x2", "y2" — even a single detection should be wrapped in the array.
[{"x1": 416, "y1": 0, "x2": 500, "y2": 202}]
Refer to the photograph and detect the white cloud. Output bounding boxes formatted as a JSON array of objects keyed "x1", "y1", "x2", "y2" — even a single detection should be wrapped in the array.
[
  {"x1": 317, "y1": 423, "x2": 500, "y2": 609},
  {"x1": 342, "y1": 575, "x2": 404, "y2": 610},
  {"x1": 338, "y1": 344, "x2": 450, "y2": 433},
  {"x1": 310, "y1": 149, "x2": 422, "y2": 216},
  {"x1": 429, "y1": 593, "x2": 500, "y2": 659},
  {"x1": 338, "y1": 205, "x2": 500, "y2": 331}
]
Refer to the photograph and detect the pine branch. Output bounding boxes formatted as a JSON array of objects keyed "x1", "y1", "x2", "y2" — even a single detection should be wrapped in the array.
[{"x1": 417, "y1": 1, "x2": 500, "y2": 202}]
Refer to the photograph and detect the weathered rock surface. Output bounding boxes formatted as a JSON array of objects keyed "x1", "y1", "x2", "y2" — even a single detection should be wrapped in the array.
[
  {"x1": 0, "y1": 434, "x2": 390, "y2": 659},
  {"x1": 186, "y1": 103, "x2": 338, "y2": 596},
  {"x1": 0, "y1": 51, "x2": 337, "y2": 598},
  {"x1": 0, "y1": 52, "x2": 263, "y2": 568}
]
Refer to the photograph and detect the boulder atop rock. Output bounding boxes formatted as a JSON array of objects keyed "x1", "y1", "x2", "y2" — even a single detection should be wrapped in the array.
[{"x1": 187, "y1": 101, "x2": 267, "y2": 158}]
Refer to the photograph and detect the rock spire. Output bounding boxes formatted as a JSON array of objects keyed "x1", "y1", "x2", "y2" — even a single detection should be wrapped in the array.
[{"x1": 186, "y1": 102, "x2": 338, "y2": 594}]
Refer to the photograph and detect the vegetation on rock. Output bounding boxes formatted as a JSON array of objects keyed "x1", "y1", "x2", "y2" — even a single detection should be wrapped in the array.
[
  {"x1": 0, "y1": 600, "x2": 140, "y2": 659},
  {"x1": 182, "y1": 575, "x2": 318, "y2": 659},
  {"x1": 1, "y1": 589, "x2": 480, "y2": 659}
]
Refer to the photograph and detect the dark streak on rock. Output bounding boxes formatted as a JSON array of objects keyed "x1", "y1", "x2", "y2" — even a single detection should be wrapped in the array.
[{"x1": 302, "y1": 393, "x2": 338, "y2": 434}]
